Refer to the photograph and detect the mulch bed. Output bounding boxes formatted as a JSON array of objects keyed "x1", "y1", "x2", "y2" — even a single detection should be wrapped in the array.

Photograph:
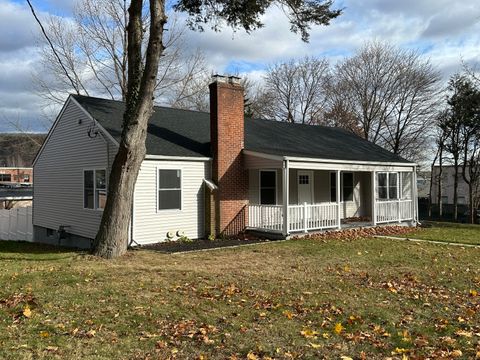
[
  {"x1": 140, "y1": 236, "x2": 272, "y2": 254},
  {"x1": 140, "y1": 225, "x2": 419, "y2": 253}
]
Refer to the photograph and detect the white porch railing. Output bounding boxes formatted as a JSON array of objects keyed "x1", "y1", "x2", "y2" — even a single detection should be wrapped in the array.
[
  {"x1": 375, "y1": 199, "x2": 413, "y2": 223},
  {"x1": 288, "y1": 203, "x2": 338, "y2": 232},
  {"x1": 248, "y1": 203, "x2": 339, "y2": 233},
  {"x1": 248, "y1": 204, "x2": 283, "y2": 232}
]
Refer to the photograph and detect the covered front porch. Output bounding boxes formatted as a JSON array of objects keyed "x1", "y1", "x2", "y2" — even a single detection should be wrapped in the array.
[{"x1": 244, "y1": 150, "x2": 418, "y2": 237}]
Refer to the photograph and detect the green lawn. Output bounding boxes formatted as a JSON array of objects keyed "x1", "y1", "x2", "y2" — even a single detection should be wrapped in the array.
[
  {"x1": 401, "y1": 222, "x2": 480, "y2": 246},
  {"x1": 0, "y1": 238, "x2": 479, "y2": 359}
]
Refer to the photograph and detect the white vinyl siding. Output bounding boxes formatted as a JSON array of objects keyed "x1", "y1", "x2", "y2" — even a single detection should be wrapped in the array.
[
  {"x1": 33, "y1": 99, "x2": 118, "y2": 240},
  {"x1": 133, "y1": 159, "x2": 209, "y2": 244}
]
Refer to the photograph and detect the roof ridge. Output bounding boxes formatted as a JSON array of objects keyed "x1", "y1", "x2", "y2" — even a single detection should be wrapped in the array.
[{"x1": 71, "y1": 93, "x2": 210, "y2": 116}]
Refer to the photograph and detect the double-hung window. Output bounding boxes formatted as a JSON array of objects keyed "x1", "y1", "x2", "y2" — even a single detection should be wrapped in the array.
[
  {"x1": 377, "y1": 172, "x2": 398, "y2": 200},
  {"x1": 260, "y1": 170, "x2": 276, "y2": 205},
  {"x1": 158, "y1": 169, "x2": 182, "y2": 210},
  {"x1": 342, "y1": 172, "x2": 354, "y2": 202},
  {"x1": 330, "y1": 172, "x2": 353, "y2": 202},
  {"x1": 84, "y1": 169, "x2": 106, "y2": 210}
]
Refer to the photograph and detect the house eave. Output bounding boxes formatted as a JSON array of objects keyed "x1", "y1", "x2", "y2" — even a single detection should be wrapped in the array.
[
  {"x1": 144, "y1": 155, "x2": 212, "y2": 161},
  {"x1": 243, "y1": 149, "x2": 416, "y2": 168}
]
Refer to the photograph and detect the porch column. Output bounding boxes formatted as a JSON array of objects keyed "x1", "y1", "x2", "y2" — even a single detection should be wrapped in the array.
[
  {"x1": 413, "y1": 167, "x2": 418, "y2": 223},
  {"x1": 282, "y1": 160, "x2": 289, "y2": 236},
  {"x1": 372, "y1": 171, "x2": 377, "y2": 226},
  {"x1": 336, "y1": 170, "x2": 341, "y2": 229},
  {"x1": 398, "y1": 172, "x2": 402, "y2": 223}
]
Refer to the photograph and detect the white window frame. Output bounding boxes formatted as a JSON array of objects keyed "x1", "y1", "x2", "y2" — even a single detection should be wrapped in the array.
[
  {"x1": 259, "y1": 169, "x2": 277, "y2": 205},
  {"x1": 157, "y1": 167, "x2": 183, "y2": 212},
  {"x1": 83, "y1": 168, "x2": 107, "y2": 211},
  {"x1": 377, "y1": 172, "x2": 399, "y2": 201}
]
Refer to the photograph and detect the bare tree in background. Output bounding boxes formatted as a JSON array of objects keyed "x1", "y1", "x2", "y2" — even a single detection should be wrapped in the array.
[
  {"x1": 327, "y1": 41, "x2": 440, "y2": 162},
  {"x1": 255, "y1": 57, "x2": 330, "y2": 124},
  {"x1": 33, "y1": 0, "x2": 209, "y2": 108}
]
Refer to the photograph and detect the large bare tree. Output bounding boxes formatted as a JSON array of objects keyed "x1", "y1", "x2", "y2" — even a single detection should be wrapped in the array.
[
  {"x1": 327, "y1": 41, "x2": 440, "y2": 162},
  {"x1": 33, "y1": 0, "x2": 209, "y2": 108},
  {"x1": 87, "y1": 0, "x2": 341, "y2": 258},
  {"x1": 254, "y1": 57, "x2": 330, "y2": 124}
]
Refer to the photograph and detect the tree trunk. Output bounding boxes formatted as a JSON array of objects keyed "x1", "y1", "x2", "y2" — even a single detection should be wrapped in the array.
[
  {"x1": 428, "y1": 146, "x2": 440, "y2": 218},
  {"x1": 453, "y1": 156, "x2": 459, "y2": 222},
  {"x1": 437, "y1": 145, "x2": 443, "y2": 217},
  {"x1": 93, "y1": 0, "x2": 167, "y2": 258}
]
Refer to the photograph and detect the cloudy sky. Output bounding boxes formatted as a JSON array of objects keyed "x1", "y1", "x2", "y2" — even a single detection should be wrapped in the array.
[{"x1": 0, "y1": 0, "x2": 479, "y2": 132}]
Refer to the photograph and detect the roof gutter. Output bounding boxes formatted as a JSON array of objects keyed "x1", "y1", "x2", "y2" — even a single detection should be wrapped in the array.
[
  {"x1": 243, "y1": 149, "x2": 416, "y2": 167},
  {"x1": 144, "y1": 155, "x2": 212, "y2": 161}
]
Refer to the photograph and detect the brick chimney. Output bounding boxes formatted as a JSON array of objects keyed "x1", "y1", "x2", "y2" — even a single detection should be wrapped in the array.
[{"x1": 209, "y1": 75, "x2": 248, "y2": 236}]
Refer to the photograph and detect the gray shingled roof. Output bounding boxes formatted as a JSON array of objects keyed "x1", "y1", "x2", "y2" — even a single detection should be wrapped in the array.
[{"x1": 72, "y1": 94, "x2": 411, "y2": 163}]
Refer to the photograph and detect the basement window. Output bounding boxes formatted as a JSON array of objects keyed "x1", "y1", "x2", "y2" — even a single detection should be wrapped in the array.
[
  {"x1": 158, "y1": 169, "x2": 182, "y2": 210},
  {"x1": 84, "y1": 169, "x2": 106, "y2": 210}
]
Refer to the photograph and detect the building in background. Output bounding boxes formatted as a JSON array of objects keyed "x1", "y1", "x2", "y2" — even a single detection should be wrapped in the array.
[
  {"x1": 0, "y1": 167, "x2": 33, "y2": 185},
  {"x1": 430, "y1": 165, "x2": 479, "y2": 221}
]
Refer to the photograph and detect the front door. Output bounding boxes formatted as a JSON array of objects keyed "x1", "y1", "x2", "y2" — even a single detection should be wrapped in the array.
[{"x1": 298, "y1": 170, "x2": 314, "y2": 204}]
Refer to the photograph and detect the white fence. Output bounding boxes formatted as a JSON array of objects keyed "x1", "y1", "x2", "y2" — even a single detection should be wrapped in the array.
[{"x1": 0, "y1": 206, "x2": 33, "y2": 241}]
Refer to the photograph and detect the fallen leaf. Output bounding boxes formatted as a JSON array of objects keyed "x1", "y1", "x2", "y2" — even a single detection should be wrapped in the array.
[
  {"x1": 455, "y1": 330, "x2": 472, "y2": 338},
  {"x1": 340, "y1": 357, "x2": 353, "y2": 360},
  {"x1": 334, "y1": 323, "x2": 344, "y2": 335},
  {"x1": 39, "y1": 331, "x2": 50, "y2": 338},
  {"x1": 451, "y1": 349, "x2": 462, "y2": 357},
  {"x1": 300, "y1": 329, "x2": 319, "y2": 338},
  {"x1": 309, "y1": 342, "x2": 322, "y2": 349},
  {"x1": 23, "y1": 306, "x2": 32, "y2": 318}
]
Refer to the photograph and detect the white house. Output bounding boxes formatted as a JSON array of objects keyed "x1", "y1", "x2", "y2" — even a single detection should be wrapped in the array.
[{"x1": 33, "y1": 76, "x2": 418, "y2": 248}]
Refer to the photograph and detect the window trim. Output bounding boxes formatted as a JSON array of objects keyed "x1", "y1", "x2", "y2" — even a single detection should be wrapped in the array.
[
  {"x1": 157, "y1": 167, "x2": 183, "y2": 212},
  {"x1": 377, "y1": 172, "x2": 399, "y2": 201},
  {"x1": 258, "y1": 169, "x2": 277, "y2": 205},
  {"x1": 82, "y1": 168, "x2": 107, "y2": 211}
]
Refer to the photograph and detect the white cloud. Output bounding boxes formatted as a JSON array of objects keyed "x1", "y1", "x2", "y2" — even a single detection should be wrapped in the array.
[{"x1": 0, "y1": 0, "x2": 479, "y2": 132}]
